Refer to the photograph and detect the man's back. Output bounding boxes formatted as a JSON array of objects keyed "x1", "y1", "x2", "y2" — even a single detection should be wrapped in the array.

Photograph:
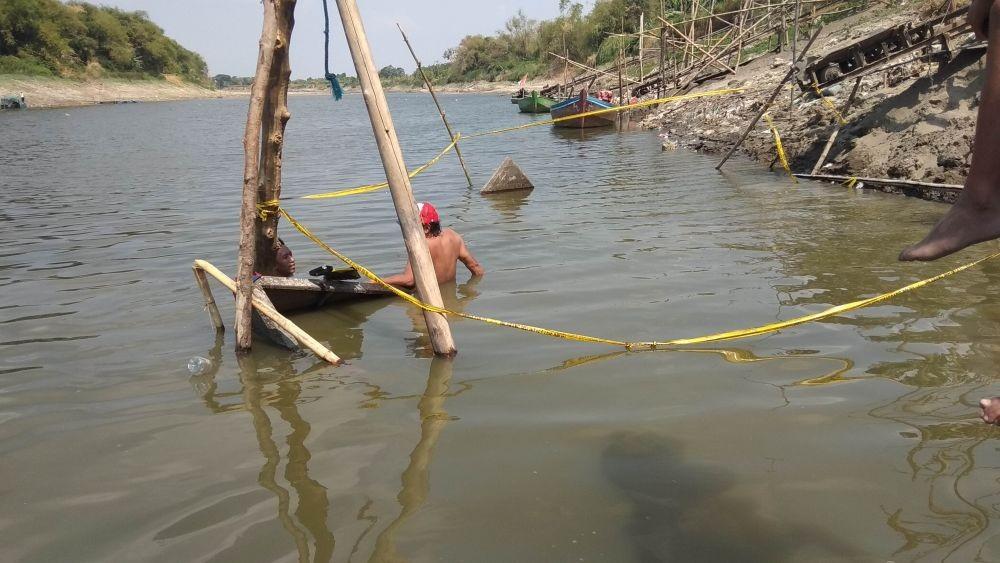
[{"x1": 383, "y1": 226, "x2": 483, "y2": 288}]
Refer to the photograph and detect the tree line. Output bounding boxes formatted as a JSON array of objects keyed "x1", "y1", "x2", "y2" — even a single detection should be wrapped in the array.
[
  {"x1": 444, "y1": 0, "x2": 746, "y2": 83},
  {"x1": 0, "y1": 0, "x2": 208, "y2": 83}
]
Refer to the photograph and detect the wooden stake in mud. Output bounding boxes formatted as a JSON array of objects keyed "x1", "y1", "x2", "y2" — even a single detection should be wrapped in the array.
[
  {"x1": 716, "y1": 25, "x2": 821, "y2": 170},
  {"x1": 397, "y1": 24, "x2": 473, "y2": 188},
  {"x1": 335, "y1": 0, "x2": 457, "y2": 356},
  {"x1": 811, "y1": 77, "x2": 862, "y2": 174},
  {"x1": 236, "y1": 0, "x2": 293, "y2": 352}
]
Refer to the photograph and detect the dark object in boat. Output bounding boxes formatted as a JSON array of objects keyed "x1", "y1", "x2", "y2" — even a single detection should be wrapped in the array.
[
  {"x1": 308, "y1": 265, "x2": 361, "y2": 281},
  {"x1": 257, "y1": 274, "x2": 392, "y2": 314}
]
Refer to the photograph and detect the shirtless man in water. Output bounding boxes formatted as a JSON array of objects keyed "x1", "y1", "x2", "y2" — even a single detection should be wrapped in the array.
[
  {"x1": 901, "y1": 0, "x2": 1000, "y2": 261},
  {"x1": 383, "y1": 202, "x2": 484, "y2": 288}
]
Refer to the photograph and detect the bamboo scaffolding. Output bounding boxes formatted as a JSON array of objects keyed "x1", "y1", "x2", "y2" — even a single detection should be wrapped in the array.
[{"x1": 398, "y1": 24, "x2": 473, "y2": 188}]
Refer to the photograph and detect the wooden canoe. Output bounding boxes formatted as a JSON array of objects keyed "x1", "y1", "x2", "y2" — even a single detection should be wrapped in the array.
[
  {"x1": 258, "y1": 275, "x2": 393, "y2": 315},
  {"x1": 550, "y1": 89, "x2": 616, "y2": 129},
  {"x1": 517, "y1": 91, "x2": 555, "y2": 113}
]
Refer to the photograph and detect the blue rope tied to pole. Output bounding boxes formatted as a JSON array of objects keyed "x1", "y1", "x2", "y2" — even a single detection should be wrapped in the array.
[{"x1": 322, "y1": 0, "x2": 343, "y2": 100}]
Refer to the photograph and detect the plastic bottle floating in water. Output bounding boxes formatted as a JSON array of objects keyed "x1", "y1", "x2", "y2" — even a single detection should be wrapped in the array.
[{"x1": 186, "y1": 356, "x2": 212, "y2": 376}]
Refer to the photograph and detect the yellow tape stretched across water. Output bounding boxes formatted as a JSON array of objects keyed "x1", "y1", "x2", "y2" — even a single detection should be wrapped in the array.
[
  {"x1": 279, "y1": 208, "x2": 1000, "y2": 349},
  {"x1": 301, "y1": 136, "x2": 461, "y2": 200},
  {"x1": 297, "y1": 88, "x2": 744, "y2": 201}
]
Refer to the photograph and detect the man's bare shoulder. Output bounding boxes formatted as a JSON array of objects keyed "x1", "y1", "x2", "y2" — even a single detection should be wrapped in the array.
[{"x1": 442, "y1": 228, "x2": 464, "y2": 246}]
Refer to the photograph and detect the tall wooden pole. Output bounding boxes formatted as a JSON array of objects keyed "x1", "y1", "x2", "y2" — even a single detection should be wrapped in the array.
[
  {"x1": 335, "y1": 0, "x2": 457, "y2": 356},
  {"x1": 397, "y1": 24, "x2": 473, "y2": 188},
  {"x1": 236, "y1": 0, "x2": 285, "y2": 352},
  {"x1": 256, "y1": 0, "x2": 296, "y2": 275}
]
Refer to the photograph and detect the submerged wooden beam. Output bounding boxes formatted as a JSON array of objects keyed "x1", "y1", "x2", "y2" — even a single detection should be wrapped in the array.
[
  {"x1": 195, "y1": 260, "x2": 342, "y2": 364},
  {"x1": 193, "y1": 265, "x2": 225, "y2": 332}
]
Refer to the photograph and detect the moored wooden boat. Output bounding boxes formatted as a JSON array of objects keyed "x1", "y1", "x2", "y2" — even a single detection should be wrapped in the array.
[
  {"x1": 258, "y1": 274, "x2": 393, "y2": 315},
  {"x1": 517, "y1": 91, "x2": 555, "y2": 113},
  {"x1": 550, "y1": 89, "x2": 615, "y2": 128}
]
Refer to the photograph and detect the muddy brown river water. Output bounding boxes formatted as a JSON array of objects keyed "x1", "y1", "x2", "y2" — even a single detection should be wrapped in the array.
[{"x1": 3, "y1": 94, "x2": 1000, "y2": 562}]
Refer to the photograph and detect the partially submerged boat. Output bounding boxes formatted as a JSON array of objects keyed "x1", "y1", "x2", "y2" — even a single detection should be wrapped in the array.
[
  {"x1": 257, "y1": 268, "x2": 392, "y2": 315},
  {"x1": 517, "y1": 91, "x2": 555, "y2": 113},
  {"x1": 550, "y1": 89, "x2": 615, "y2": 129}
]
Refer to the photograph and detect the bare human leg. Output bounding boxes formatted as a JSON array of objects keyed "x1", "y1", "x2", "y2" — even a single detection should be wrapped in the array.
[{"x1": 900, "y1": 0, "x2": 1000, "y2": 261}]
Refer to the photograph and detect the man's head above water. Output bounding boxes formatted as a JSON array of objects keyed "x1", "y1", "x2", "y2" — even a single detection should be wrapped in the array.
[
  {"x1": 418, "y1": 202, "x2": 442, "y2": 237},
  {"x1": 275, "y1": 238, "x2": 295, "y2": 277}
]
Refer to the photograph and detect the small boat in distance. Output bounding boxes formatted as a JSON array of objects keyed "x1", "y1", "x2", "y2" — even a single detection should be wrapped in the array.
[
  {"x1": 550, "y1": 89, "x2": 615, "y2": 129},
  {"x1": 517, "y1": 91, "x2": 555, "y2": 113}
]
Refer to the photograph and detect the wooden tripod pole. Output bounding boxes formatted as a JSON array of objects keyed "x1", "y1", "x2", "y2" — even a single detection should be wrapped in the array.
[
  {"x1": 335, "y1": 0, "x2": 456, "y2": 356},
  {"x1": 236, "y1": 0, "x2": 283, "y2": 352},
  {"x1": 397, "y1": 24, "x2": 473, "y2": 188}
]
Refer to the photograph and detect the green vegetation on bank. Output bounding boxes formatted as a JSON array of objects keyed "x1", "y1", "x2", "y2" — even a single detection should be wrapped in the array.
[
  {"x1": 442, "y1": 0, "x2": 870, "y2": 83},
  {"x1": 0, "y1": 0, "x2": 208, "y2": 84},
  {"x1": 214, "y1": 63, "x2": 454, "y2": 92}
]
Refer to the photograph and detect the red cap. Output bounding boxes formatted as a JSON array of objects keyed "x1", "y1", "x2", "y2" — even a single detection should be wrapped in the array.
[{"x1": 417, "y1": 202, "x2": 439, "y2": 225}]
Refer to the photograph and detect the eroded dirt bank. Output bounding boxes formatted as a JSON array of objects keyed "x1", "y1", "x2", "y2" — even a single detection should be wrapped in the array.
[{"x1": 640, "y1": 2, "x2": 983, "y2": 202}]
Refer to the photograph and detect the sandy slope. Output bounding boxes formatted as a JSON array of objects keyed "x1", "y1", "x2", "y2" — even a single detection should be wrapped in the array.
[{"x1": 640, "y1": 2, "x2": 980, "y2": 201}]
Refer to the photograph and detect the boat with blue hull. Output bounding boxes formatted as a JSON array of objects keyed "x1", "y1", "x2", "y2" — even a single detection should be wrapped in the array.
[{"x1": 550, "y1": 89, "x2": 615, "y2": 129}]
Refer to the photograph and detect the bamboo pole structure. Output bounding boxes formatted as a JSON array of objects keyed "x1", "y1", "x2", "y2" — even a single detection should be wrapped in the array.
[
  {"x1": 193, "y1": 265, "x2": 225, "y2": 332},
  {"x1": 659, "y1": 16, "x2": 736, "y2": 74},
  {"x1": 236, "y1": 0, "x2": 284, "y2": 352},
  {"x1": 335, "y1": 0, "x2": 457, "y2": 356},
  {"x1": 716, "y1": 25, "x2": 822, "y2": 170},
  {"x1": 397, "y1": 24, "x2": 474, "y2": 188},
  {"x1": 810, "y1": 77, "x2": 862, "y2": 174},
  {"x1": 548, "y1": 52, "x2": 643, "y2": 86},
  {"x1": 659, "y1": 27, "x2": 667, "y2": 98},
  {"x1": 196, "y1": 260, "x2": 341, "y2": 364}
]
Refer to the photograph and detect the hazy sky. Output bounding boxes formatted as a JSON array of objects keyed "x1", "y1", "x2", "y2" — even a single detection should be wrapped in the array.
[{"x1": 92, "y1": 0, "x2": 596, "y2": 78}]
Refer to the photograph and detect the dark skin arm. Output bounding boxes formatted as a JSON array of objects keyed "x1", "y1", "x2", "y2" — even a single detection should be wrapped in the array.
[
  {"x1": 458, "y1": 237, "x2": 484, "y2": 277},
  {"x1": 971, "y1": 0, "x2": 991, "y2": 41},
  {"x1": 382, "y1": 263, "x2": 415, "y2": 288}
]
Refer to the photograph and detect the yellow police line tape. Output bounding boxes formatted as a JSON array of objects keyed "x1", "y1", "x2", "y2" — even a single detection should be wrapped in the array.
[
  {"x1": 297, "y1": 88, "x2": 745, "y2": 201},
  {"x1": 278, "y1": 207, "x2": 1000, "y2": 349},
  {"x1": 764, "y1": 114, "x2": 797, "y2": 183},
  {"x1": 812, "y1": 83, "x2": 848, "y2": 126},
  {"x1": 301, "y1": 136, "x2": 461, "y2": 200}
]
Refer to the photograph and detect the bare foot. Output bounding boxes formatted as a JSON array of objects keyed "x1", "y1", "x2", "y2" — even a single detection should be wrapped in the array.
[
  {"x1": 899, "y1": 195, "x2": 1000, "y2": 261},
  {"x1": 980, "y1": 397, "x2": 1000, "y2": 424}
]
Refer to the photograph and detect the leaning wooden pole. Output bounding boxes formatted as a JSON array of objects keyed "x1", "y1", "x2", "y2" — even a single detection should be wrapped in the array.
[
  {"x1": 810, "y1": 76, "x2": 862, "y2": 174},
  {"x1": 235, "y1": 0, "x2": 282, "y2": 352},
  {"x1": 716, "y1": 25, "x2": 821, "y2": 170},
  {"x1": 335, "y1": 0, "x2": 457, "y2": 356},
  {"x1": 397, "y1": 24, "x2": 474, "y2": 188}
]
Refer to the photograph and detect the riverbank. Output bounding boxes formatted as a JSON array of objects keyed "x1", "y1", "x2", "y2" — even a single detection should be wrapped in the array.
[
  {"x1": 640, "y1": 2, "x2": 980, "y2": 203},
  {"x1": 0, "y1": 75, "x2": 543, "y2": 109},
  {"x1": 0, "y1": 75, "x2": 241, "y2": 108}
]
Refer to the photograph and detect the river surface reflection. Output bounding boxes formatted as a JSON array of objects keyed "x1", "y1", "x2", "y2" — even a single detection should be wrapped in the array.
[{"x1": 3, "y1": 94, "x2": 1000, "y2": 561}]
